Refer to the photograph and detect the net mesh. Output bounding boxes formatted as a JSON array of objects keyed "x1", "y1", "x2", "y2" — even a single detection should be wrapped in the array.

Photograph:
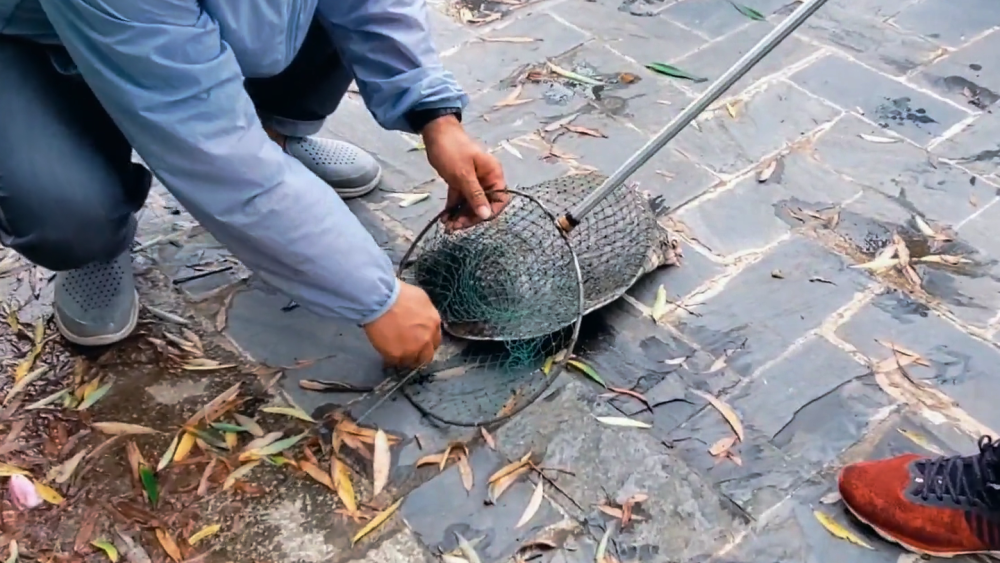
[{"x1": 395, "y1": 172, "x2": 676, "y2": 426}]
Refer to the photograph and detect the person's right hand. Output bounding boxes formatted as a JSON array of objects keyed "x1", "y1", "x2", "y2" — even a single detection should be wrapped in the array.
[{"x1": 363, "y1": 281, "x2": 442, "y2": 368}]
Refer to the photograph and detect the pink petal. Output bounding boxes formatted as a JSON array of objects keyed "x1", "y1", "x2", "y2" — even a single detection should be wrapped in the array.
[{"x1": 8, "y1": 474, "x2": 42, "y2": 510}]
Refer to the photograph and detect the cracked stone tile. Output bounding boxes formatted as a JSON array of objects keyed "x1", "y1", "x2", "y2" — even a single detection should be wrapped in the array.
[
  {"x1": 670, "y1": 23, "x2": 818, "y2": 96},
  {"x1": 673, "y1": 236, "x2": 874, "y2": 377},
  {"x1": 660, "y1": 0, "x2": 800, "y2": 39},
  {"x1": 891, "y1": 0, "x2": 1000, "y2": 48},
  {"x1": 442, "y1": 11, "x2": 588, "y2": 94},
  {"x1": 627, "y1": 241, "x2": 725, "y2": 305},
  {"x1": 574, "y1": 300, "x2": 698, "y2": 394},
  {"x1": 812, "y1": 114, "x2": 997, "y2": 226},
  {"x1": 911, "y1": 31, "x2": 1000, "y2": 110},
  {"x1": 401, "y1": 446, "x2": 563, "y2": 563},
  {"x1": 345, "y1": 529, "x2": 435, "y2": 563},
  {"x1": 932, "y1": 110, "x2": 1000, "y2": 179},
  {"x1": 802, "y1": 6, "x2": 944, "y2": 76},
  {"x1": 728, "y1": 336, "x2": 896, "y2": 470},
  {"x1": 835, "y1": 292, "x2": 1000, "y2": 432},
  {"x1": 544, "y1": 41, "x2": 696, "y2": 136},
  {"x1": 833, "y1": 188, "x2": 1000, "y2": 330},
  {"x1": 549, "y1": 0, "x2": 705, "y2": 62},
  {"x1": 493, "y1": 379, "x2": 745, "y2": 560},
  {"x1": 674, "y1": 151, "x2": 861, "y2": 256},
  {"x1": 790, "y1": 55, "x2": 970, "y2": 145},
  {"x1": 673, "y1": 80, "x2": 841, "y2": 176}
]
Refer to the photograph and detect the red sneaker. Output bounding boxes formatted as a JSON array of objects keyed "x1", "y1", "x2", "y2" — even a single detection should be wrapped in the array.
[{"x1": 838, "y1": 436, "x2": 1000, "y2": 558}]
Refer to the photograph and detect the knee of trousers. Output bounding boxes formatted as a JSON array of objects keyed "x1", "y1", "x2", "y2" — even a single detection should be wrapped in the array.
[{"x1": 0, "y1": 172, "x2": 145, "y2": 272}]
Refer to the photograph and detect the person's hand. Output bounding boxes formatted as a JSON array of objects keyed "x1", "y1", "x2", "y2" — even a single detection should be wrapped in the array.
[
  {"x1": 363, "y1": 281, "x2": 442, "y2": 368},
  {"x1": 422, "y1": 115, "x2": 509, "y2": 231}
]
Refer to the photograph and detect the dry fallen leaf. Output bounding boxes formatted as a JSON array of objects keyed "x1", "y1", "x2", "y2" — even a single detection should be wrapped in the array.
[
  {"x1": 488, "y1": 465, "x2": 529, "y2": 504},
  {"x1": 650, "y1": 285, "x2": 668, "y2": 321},
  {"x1": 690, "y1": 389, "x2": 744, "y2": 441},
  {"x1": 34, "y1": 480, "x2": 64, "y2": 504},
  {"x1": 594, "y1": 416, "x2": 652, "y2": 429},
  {"x1": 232, "y1": 414, "x2": 264, "y2": 437},
  {"x1": 500, "y1": 140, "x2": 523, "y2": 159},
  {"x1": 457, "y1": 451, "x2": 474, "y2": 492},
  {"x1": 813, "y1": 511, "x2": 874, "y2": 549},
  {"x1": 386, "y1": 193, "x2": 431, "y2": 208},
  {"x1": 897, "y1": 428, "x2": 946, "y2": 455},
  {"x1": 819, "y1": 491, "x2": 842, "y2": 505},
  {"x1": 300, "y1": 460, "x2": 336, "y2": 490},
  {"x1": 183, "y1": 382, "x2": 241, "y2": 427},
  {"x1": 351, "y1": 497, "x2": 403, "y2": 545},
  {"x1": 758, "y1": 159, "x2": 778, "y2": 183},
  {"x1": 708, "y1": 436, "x2": 737, "y2": 457},
  {"x1": 52, "y1": 449, "x2": 88, "y2": 484},
  {"x1": 481, "y1": 36, "x2": 539, "y2": 43},
  {"x1": 223, "y1": 461, "x2": 260, "y2": 490},
  {"x1": 517, "y1": 480, "x2": 544, "y2": 528},
  {"x1": 565, "y1": 125, "x2": 606, "y2": 138},
  {"x1": 488, "y1": 452, "x2": 532, "y2": 484},
  {"x1": 493, "y1": 85, "x2": 532, "y2": 108},
  {"x1": 480, "y1": 427, "x2": 496, "y2": 450},
  {"x1": 92, "y1": 422, "x2": 158, "y2": 436},
  {"x1": 859, "y1": 133, "x2": 899, "y2": 144},
  {"x1": 155, "y1": 529, "x2": 182, "y2": 562},
  {"x1": 372, "y1": 429, "x2": 391, "y2": 496},
  {"x1": 261, "y1": 406, "x2": 316, "y2": 423},
  {"x1": 332, "y1": 458, "x2": 358, "y2": 512},
  {"x1": 187, "y1": 524, "x2": 220, "y2": 546},
  {"x1": 173, "y1": 433, "x2": 197, "y2": 462}
]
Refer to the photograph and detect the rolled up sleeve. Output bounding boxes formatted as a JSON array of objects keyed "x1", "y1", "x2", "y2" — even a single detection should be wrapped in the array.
[{"x1": 39, "y1": 0, "x2": 400, "y2": 324}]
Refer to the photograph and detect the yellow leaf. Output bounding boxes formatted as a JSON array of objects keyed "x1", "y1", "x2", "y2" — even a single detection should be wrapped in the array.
[
  {"x1": 225, "y1": 431, "x2": 238, "y2": 450},
  {"x1": 0, "y1": 462, "x2": 29, "y2": 477},
  {"x1": 90, "y1": 539, "x2": 119, "y2": 562},
  {"x1": 157, "y1": 433, "x2": 180, "y2": 472},
  {"x1": 223, "y1": 461, "x2": 260, "y2": 490},
  {"x1": 690, "y1": 389, "x2": 744, "y2": 441},
  {"x1": 351, "y1": 498, "x2": 403, "y2": 545},
  {"x1": 650, "y1": 285, "x2": 668, "y2": 321},
  {"x1": 173, "y1": 432, "x2": 197, "y2": 462},
  {"x1": 372, "y1": 429, "x2": 390, "y2": 496},
  {"x1": 155, "y1": 529, "x2": 182, "y2": 562},
  {"x1": 261, "y1": 406, "x2": 316, "y2": 423},
  {"x1": 813, "y1": 510, "x2": 873, "y2": 549},
  {"x1": 332, "y1": 458, "x2": 357, "y2": 512},
  {"x1": 78, "y1": 377, "x2": 102, "y2": 401},
  {"x1": 299, "y1": 460, "x2": 335, "y2": 490},
  {"x1": 33, "y1": 481, "x2": 64, "y2": 504},
  {"x1": 897, "y1": 429, "x2": 946, "y2": 456},
  {"x1": 52, "y1": 449, "x2": 89, "y2": 484},
  {"x1": 187, "y1": 524, "x2": 221, "y2": 546},
  {"x1": 183, "y1": 382, "x2": 241, "y2": 427},
  {"x1": 516, "y1": 480, "x2": 544, "y2": 528}
]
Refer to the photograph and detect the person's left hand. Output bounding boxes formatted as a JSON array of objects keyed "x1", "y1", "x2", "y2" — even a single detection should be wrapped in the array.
[{"x1": 422, "y1": 115, "x2": 509, "y2": 231}]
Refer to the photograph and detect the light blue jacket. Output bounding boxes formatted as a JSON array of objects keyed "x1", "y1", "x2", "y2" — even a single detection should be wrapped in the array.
[{"x1": 0, "y1": 0, "x2": 469, "y2": 324}]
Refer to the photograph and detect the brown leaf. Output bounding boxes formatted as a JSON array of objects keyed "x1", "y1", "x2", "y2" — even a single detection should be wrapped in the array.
[
  {"x1": 52, "y1": 448, "x2": 89, "y2": 484},
  {"x1": 757, "y1": 159, "x2": 778, "y2": 183},
  {"x1": 480, "y1": 427, "x2": 496, "y2": 450},
  {"x1": 564, "y1": 125, "x2": 606, "y2": 138},
  {"x1": 488, "y1": 452, "x2": 532, "y2": 484},
  {"x1": 606, "y1": 387, "x2": 652, "y2": 411},
  {"x1": 197, "y1": 459, "x2": 216, "y2": 496},
  {"x1": 708, "y1": 435, "x2": 737, "y2": 457},
  {"x1": 415, "y1": 453, "x2": 446, "y2": 468},
  {"x1": 332, "y1": 457, "x2": 358, "y2": 512},
  {"x1": 690, "y1": 389, "x2": 744, "y2": 441},
  {"x1": 488, "y1": 465, "x2": 529, "y2": 504},
  {"x1": 457, "y1": 452, "x2": 474, "y2": 492},
  {"x1": 299, "y1": 460, "x2": 336, "y2": 491},
  {"x1": 372, "y1": 429, "x2": 391, "y2": 496},
  {"x1": 155, "y1": 529, "x2": 183, "y2": 562},
  {"x1": 73, "y1": 507, "x2": 99, "y2": 554},
  {"x1": 493, "y1": 85, "x2": 532, "y2": 109},
  {"x1": 183, "y1": 383, "x2": 241, "y2": 427},
  {"x1": 92, "y1": 422, "x2": 158, "y2": 436},
  {"x1": 126, "y1": 441, "x2": 145, "y2": 483},
  {"x1": 341, "y1": 433, "x2": 373, "y2": 460}
]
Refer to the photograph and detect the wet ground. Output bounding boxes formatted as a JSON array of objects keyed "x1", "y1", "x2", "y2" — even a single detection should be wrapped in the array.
[{"x1": 4, "y1": 0, "x2": 1000, "y2": 561}]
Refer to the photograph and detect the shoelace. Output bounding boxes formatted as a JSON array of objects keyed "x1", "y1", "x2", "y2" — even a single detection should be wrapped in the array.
[{"x1": 915, "y1": 435, "x2": 1000, "y2": 508}]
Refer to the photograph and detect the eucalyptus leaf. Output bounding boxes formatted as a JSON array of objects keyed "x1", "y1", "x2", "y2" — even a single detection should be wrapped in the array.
[
  {"x1": 645, "y1": 62, "x2": 707, "y2": 83},
  {"x1": 730, "y1": 1, "x2": 766, "y2": 20}
]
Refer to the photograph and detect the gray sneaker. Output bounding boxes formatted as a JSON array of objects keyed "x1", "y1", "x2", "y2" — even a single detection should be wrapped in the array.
[
  {"x1": 285, "y1": 137, "x2": 382, "y2": 199},
  {"x1": 54, "y1": 251, "x2": 139, "y2": 346}
]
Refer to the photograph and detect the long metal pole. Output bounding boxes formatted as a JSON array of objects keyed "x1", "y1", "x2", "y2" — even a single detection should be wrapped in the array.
[{"x1": 560, "y1": 0, "x2": 829, "y2": 230}]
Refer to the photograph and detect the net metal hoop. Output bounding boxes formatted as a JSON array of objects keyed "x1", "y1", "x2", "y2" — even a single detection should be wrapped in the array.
[{"x1": 394, "y1": 188, "x2": 585, "y2": 426}]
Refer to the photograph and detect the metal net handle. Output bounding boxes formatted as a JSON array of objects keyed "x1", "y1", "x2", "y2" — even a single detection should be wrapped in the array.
[
  {"x1": 560, "y1": 0, "x2": 831, "y2": 229},
  {"x1": 392, "y1": 189, "x2": 586, "y2": 427}
]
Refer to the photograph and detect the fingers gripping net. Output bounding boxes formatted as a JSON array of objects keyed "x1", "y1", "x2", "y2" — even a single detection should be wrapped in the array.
[{"x1": 397, "y1": 173, "x2": 668, "y2": 426}]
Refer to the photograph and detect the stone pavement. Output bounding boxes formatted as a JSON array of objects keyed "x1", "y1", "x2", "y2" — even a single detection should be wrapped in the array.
[{"x1": 12, "y1": 0, "x2": 1000, "y2": 561}]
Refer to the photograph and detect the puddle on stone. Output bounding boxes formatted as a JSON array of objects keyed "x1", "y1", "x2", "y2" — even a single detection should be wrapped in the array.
[{"x1": 873, "y1": 96, "x2": 937, "y2": 129}]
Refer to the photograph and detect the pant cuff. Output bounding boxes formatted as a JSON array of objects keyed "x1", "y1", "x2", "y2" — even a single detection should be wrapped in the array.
[{"x1": 259, "y1": 114, "x2": 325, "y2": 138}]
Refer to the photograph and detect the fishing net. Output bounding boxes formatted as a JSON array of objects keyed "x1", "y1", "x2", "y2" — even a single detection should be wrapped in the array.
[{"x1": 391, "y1": 172, "x2": 679, "y2": 426}]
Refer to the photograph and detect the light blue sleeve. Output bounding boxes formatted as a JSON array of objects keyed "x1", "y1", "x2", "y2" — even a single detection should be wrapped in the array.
[
  {"x1": 316, "y1": 0, "x2": 470, "y2": 133},
  {"x1": 38, "y1": 0, "x2": 400, "y2": 324}
]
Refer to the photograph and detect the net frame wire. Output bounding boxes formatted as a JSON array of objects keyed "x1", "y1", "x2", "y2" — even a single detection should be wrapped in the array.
[{"x1": 394, "y1": 188, "x2": 585, "y2": 426}]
